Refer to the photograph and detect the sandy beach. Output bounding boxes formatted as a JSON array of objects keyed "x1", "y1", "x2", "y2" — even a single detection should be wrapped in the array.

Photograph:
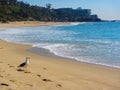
[
  {"x1": 0, "y1": 21, "x2": 120, "y2": 90},
  {"x1": 0, "y1": 21, "x2": 71, "y2": 28}
]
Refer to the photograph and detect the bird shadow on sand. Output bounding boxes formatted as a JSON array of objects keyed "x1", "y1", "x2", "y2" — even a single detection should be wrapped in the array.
[
  {"x1": 17, "y1": 68, "x2": 32, "y2": 74},
  {"x1": 17, "y1": 68, "x2": 24, "y2": 72}
]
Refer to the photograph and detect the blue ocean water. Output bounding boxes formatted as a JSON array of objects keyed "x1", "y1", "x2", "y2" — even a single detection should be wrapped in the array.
[{"x1": 0, "y1": 21, "x2": 120, "y2": 68}]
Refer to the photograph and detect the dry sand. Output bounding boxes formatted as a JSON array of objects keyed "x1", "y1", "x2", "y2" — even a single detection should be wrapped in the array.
[
  {"x1": 0, "y1": 21, "x2": 71, "y2": 28},
  {"x1": 0, "y1": 21, "x2": 120, "y2": 90}
]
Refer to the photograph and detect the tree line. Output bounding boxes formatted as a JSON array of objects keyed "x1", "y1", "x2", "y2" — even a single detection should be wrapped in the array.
[{"x1": 0, "y1": 0, "x2": 101, "y2": 22}]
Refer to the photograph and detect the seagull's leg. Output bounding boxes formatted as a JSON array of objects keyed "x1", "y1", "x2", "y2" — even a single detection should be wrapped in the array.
[
  {"x1": 24, "y1": 66, "x2": 28, "y2": 72},
  {"x1": 24, "y1": 66, "x2": 26, "y2": 71}
]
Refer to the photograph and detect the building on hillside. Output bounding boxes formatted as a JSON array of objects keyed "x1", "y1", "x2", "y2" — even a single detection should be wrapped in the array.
[
  {"x1": 82, "y1": 9, "x2": 91, "y2": 16},
  {"x1": 90, "y1": 14, "x2": 100, "y2": 21}
]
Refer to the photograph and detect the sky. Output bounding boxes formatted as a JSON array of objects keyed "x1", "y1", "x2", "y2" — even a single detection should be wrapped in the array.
[{"x1": 19, "y1": 0, "x2": 120, "y2": 20}]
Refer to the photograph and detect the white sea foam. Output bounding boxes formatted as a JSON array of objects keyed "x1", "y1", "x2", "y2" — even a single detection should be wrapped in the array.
[
  {"x1": 70, "y1": 22, "x2": 85, "y2": 25},
  {"x1": 33, "y1": 43, "x2": 69, "y2": 55},
  {"x1": 54, "y1": 22, "x2": 83, "y2": 27},
  {"x1": 32, "y1": 43, "x2": 120, "y2": 69}
]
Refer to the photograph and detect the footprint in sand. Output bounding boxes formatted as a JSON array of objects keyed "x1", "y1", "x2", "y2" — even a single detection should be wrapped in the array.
[
  {"x1": 9, "y1": 65, "x2": 15, "y2": 68},
  {"x1": 56, "y1": 84, "x2": 62, "y2": 87},
  {"x1": 0, "y1": 75, "x2": 3, "y2": 77},
  {"x1": 43, "y1": 67, "x2": 47, "y2": 70},
  {"x1": 7, "y1": 64, "x2": 15, "y2": 68},
  {"x1": 42, "y1": 78, "x2": 62, "y2": 87},
  {"x1": 37, "y1": 74, "x2": 41, "y2": 77},
  {"x1": 26, "y1": 84, "x2": 33, "y2": 87},
  {"x1": 0, "y1": 47, "x2": 3, "y2": 49},
  {"x1": 24, "y1": 71, "x2": 31, "y2": 74},
  {"x1": 42, "y1": 79, "x2": 53, "y2": 82},
  {"x1": 7, "y1": 74, "x2": 11, "y2": 76},
  {"x1": 10, "y1": 80, "x2": 15, "y2": 83},
  {"x1": 8, "y1": 88, "x2": 14, "y2": 90},
  {"x1": 1, "y1": 83, "x2": 9, "y2": 86},
  {"x1": 2, "y1": 70, "x2": 5, "y2": 72}
]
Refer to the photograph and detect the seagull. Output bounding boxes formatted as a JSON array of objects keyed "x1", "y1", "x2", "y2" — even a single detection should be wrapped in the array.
[{"x1": 18, "y1": 57, "x2": 30, "y2": 70}]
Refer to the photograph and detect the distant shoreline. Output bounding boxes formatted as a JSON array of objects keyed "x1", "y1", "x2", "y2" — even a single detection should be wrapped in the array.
[{"x1": 0, "y1": 21, "x2": 79, "y2": 28}]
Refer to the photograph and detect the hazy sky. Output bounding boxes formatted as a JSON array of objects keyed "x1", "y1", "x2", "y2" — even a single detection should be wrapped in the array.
[{"x1": 19, "y1": 0, "x2": 120, "y2": 20}]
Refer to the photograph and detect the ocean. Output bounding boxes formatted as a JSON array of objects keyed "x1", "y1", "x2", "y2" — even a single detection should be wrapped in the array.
[{"x1": 0, "y1": 21, "x2": 120, "y2": 68}]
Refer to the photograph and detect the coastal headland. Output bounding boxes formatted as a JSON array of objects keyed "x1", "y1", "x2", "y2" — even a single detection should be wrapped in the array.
[{"x1": 0, "y1": 21, "x2": 120, "y2": 90}]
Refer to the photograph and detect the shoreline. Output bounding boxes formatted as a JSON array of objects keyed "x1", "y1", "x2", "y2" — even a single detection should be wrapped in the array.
[
  {"x1": 0, "y1": 21, "x2": 120, "y2": 90},
  {"x1": 1, "y1": 37, "x2": 120, "y2": 70},
  {"x1": 29, "y1": 47, "x2": 120, "y2": 70},
  {"x1": 0, "y1": 21, "x2": 73, "y2": 28}
]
